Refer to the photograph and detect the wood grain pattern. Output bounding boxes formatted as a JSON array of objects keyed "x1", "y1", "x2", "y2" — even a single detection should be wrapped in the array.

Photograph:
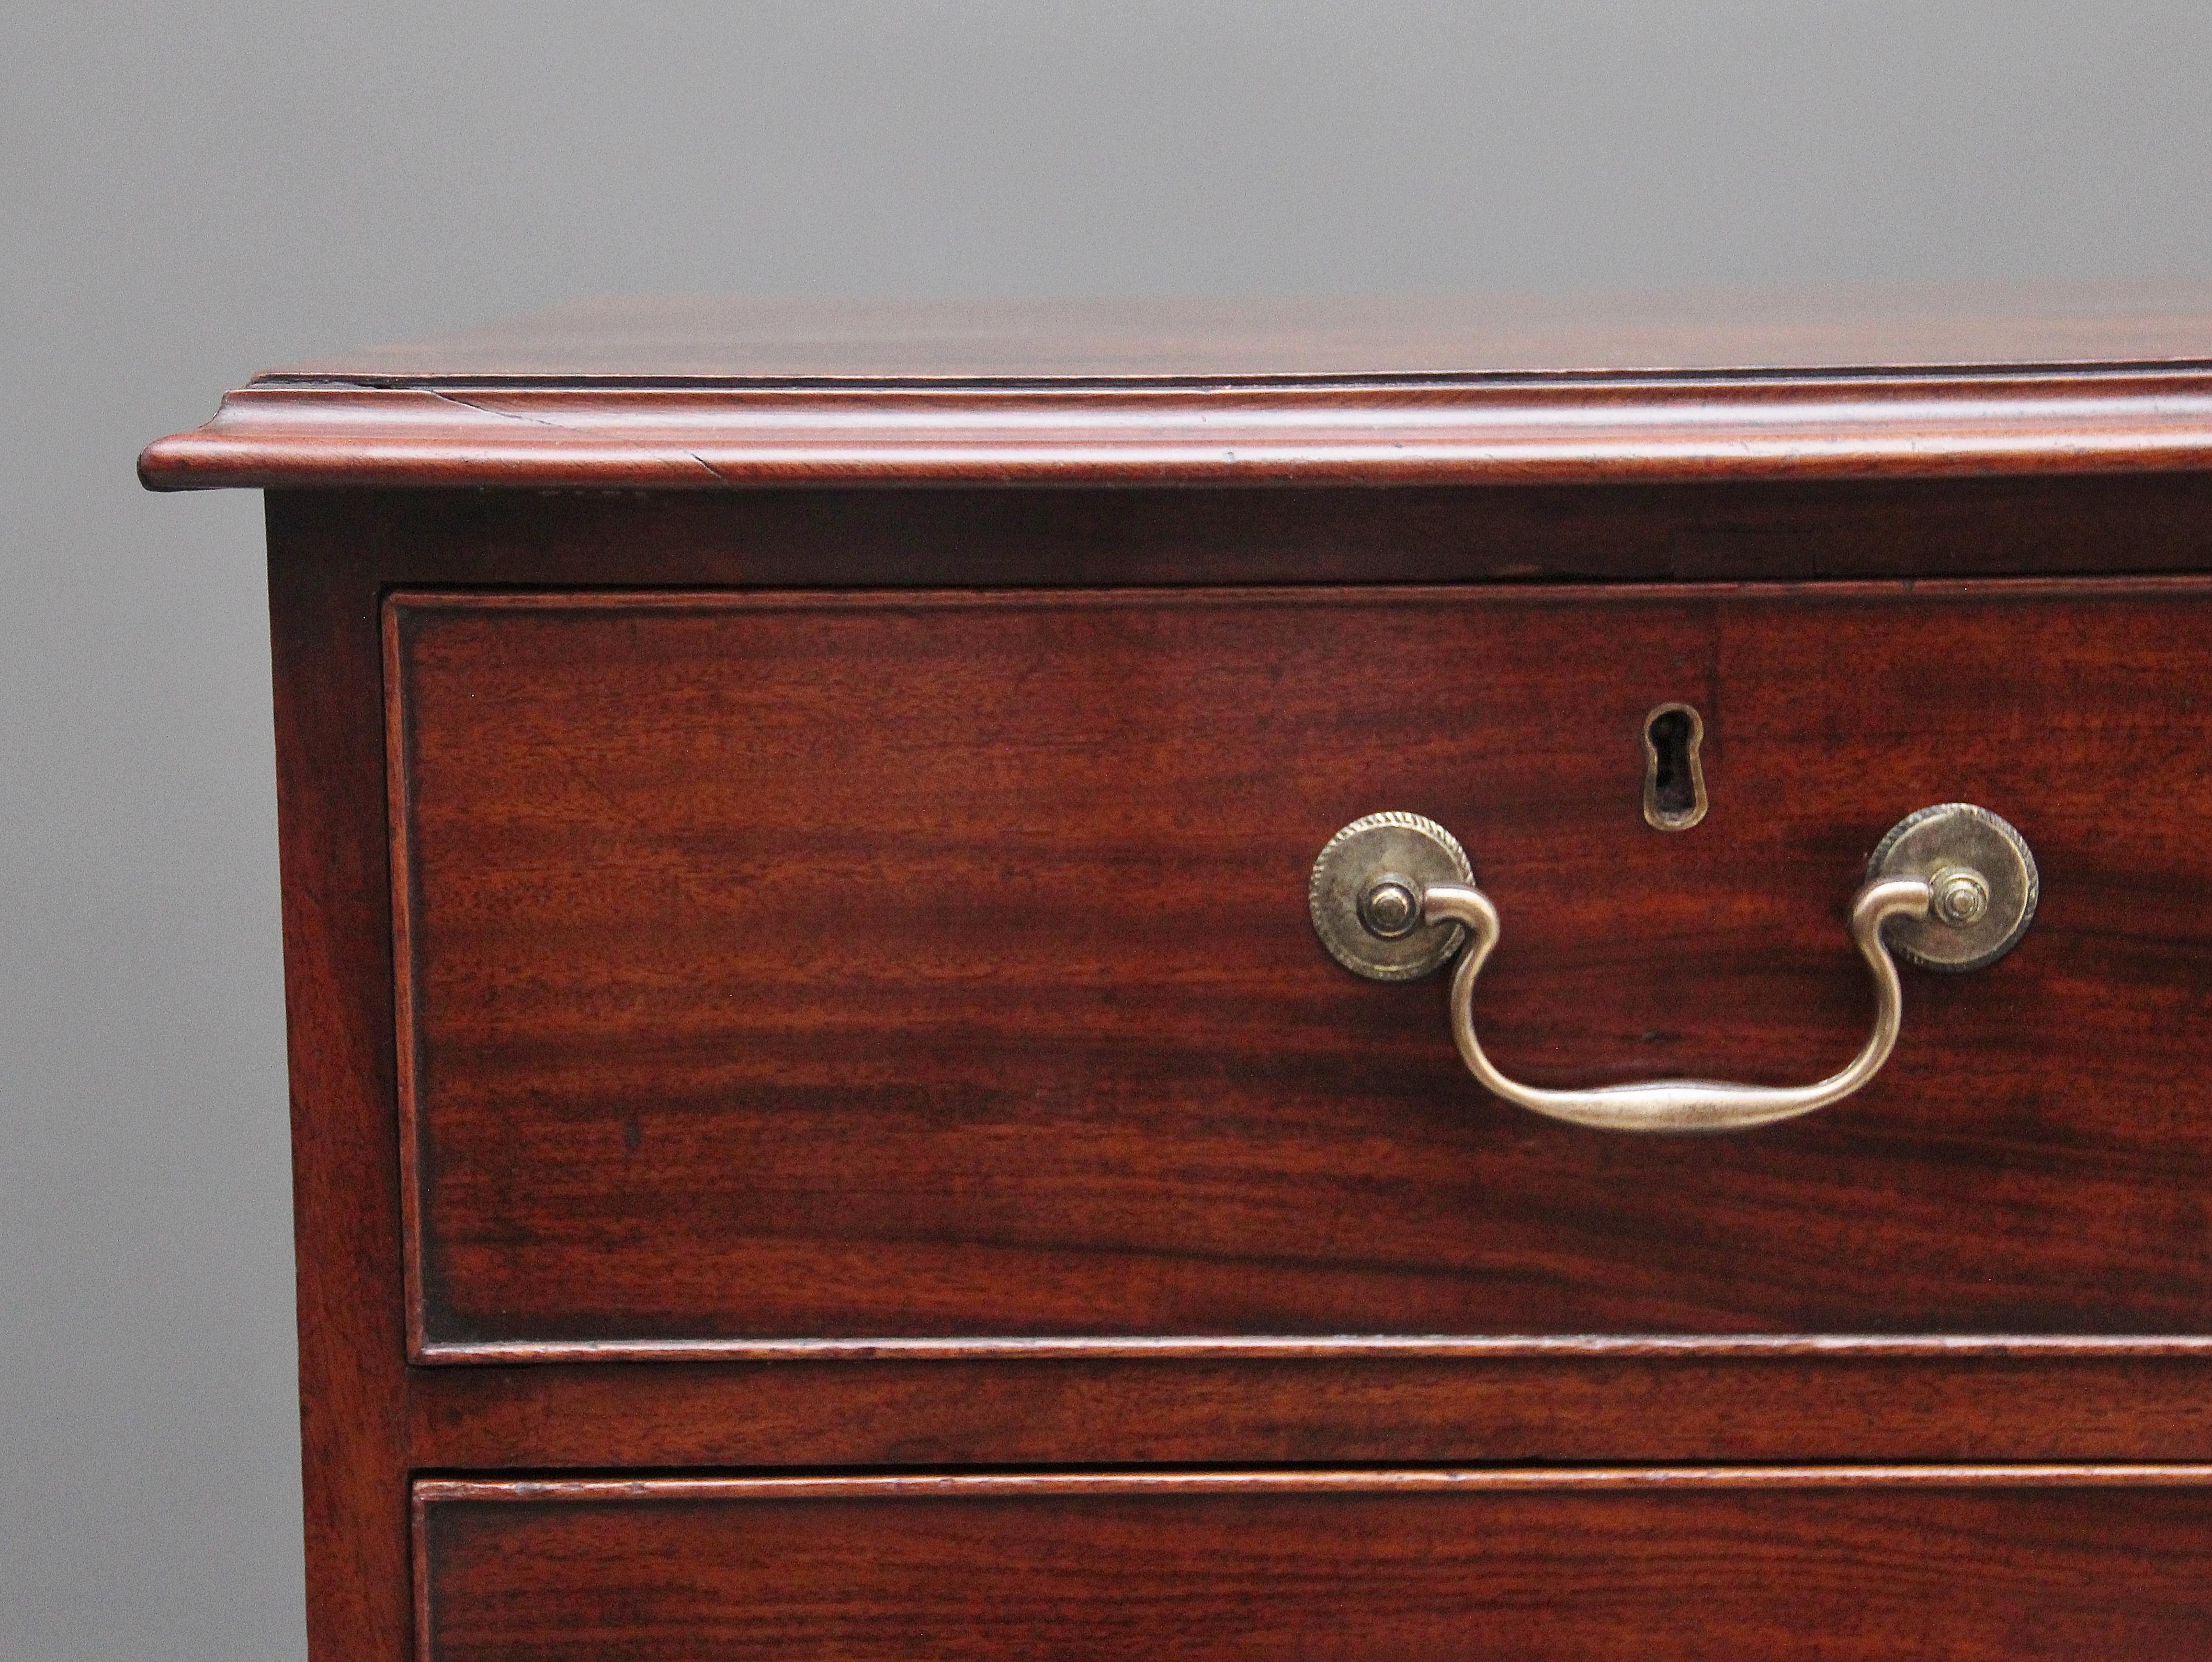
[
  {"x1": 235, "y1": 285, "x2": 2212, "y2": 380},
  {"x1": 251, "y1": 463, "x2": 2212, "y2": 1661},
  {"x1": 388, "y1": 582, "x2": 2212, "y2": 1357},
  {"x1": 403, "y1": 1353, "x2": 2212, "y2": 1468},
  {"x1": 139, "y1": 288, "x2": 2212, "y2": 491},
  {"x1": 415, "y1": 1467, "x2": 2212, "y2": 1661},
  {"x1": 138, "y1": 372, "x2": 2212, "y2": 491},
  {"x1": 291, "y1": 471, "x2": 2212, "y2": 589},
  {"x1": 268, "y1": 516, "x2": 415, "y2": 1660}
]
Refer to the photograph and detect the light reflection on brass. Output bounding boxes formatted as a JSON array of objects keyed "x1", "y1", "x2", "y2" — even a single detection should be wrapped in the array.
[{"x1": 1311, "y1": 802, "x2": 2037, "y2": 1134}]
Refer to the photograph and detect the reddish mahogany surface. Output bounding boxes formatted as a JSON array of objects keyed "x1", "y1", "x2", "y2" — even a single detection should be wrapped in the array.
[
  {"x1": 139, "y1": 287, "x2": 2212, "y2": 491},
  {"x1": 308, "y1": 472, "x2": 2212, "y2": 587},
  {"x1": 389, "y1": 583, "x2": 2212, "y2": 1357},
  {"x1": 133, "y1": 373, "x2": 2212, "y2": 492},
  {"x1": 415, "y1": 1469, "x2": 2212, "y2": 1661},
  {"x1": 402, "y1": 1352, "x2": 2212, "y2": 1469},
  {"x1": 269, "y1": 533, "x2": 414, "y2": 1660},
  {"x1": 229, "y1": 286, "x2": 2212, "y2": 379},
  {"x1": 252, "y1": 479, "x2": 2212, "y2": 1661}
]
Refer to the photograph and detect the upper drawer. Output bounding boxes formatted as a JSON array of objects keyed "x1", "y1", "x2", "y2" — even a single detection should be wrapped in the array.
[{"x1": 385, "y1": 583, "x2": 2212, "y2": 1360}]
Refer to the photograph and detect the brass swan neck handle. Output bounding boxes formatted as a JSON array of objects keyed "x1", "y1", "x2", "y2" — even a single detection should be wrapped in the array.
[
  {"x1": 1310, "y1": 804, "x2": 2037, "y2": 1135},
  {"x1": 1420, "y1": 876, "x2": 1929, "y2": 1132}
]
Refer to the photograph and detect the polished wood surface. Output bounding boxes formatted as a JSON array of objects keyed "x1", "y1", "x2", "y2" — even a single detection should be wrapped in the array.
[
  {"x1": 401, "y1": 1351, "x2": 2212, "y2": 1468},
  {"x1": 302, "y1": 472, "x2": 2212, "y2": 587},
  {"x1": 165, "y1": 269, "x2": 2212, "y2": 1662},
  {"x1": 139, "y1": 287, "x2": 2212, "y2": 491},
  {"x1": 136, "y1": 372, "x2": 2212, "y2": 491},
  {"x1": 415, "y1": 1467, "x2": 2212, "y2": 1661},
  {"x1": 269, "y1": 532, "x2": 415, "y2": 1660},
  {"x1": 254, "y1": 285, "x2": 2212, "y2": 380},
  {"x1": 389, "y1": 582, "x2": 2212, "y2": 1357},
  {"x1": 248, "y1": 473, "x2": 2212, "y2": 1659}
]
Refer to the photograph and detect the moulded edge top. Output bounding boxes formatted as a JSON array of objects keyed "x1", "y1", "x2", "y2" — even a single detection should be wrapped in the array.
[{"x1": 140, "y1": 285, "x2": 2212, "y2": 491}]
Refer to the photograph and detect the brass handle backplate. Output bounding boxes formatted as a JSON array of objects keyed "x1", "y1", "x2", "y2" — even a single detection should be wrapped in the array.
[{"x1": 1309, "y1": 804, "x2": 2037, "y2": 1134}]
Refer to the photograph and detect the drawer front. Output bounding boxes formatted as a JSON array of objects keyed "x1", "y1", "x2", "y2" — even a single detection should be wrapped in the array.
[
  {"x1": 387, "y1": 583, "x2": 2212, "y2": 1357},
  {"x1": 416, "y1": 1469, "x2": 2212, "y2": 1659}
]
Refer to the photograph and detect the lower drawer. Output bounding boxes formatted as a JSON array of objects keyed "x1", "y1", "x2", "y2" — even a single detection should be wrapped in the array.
[{"x1": 416, "y1": 1467, "x2": 2212, "y2": 1659}]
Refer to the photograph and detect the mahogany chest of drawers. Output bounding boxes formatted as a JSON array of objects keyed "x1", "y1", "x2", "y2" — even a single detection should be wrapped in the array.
[{"x1": 145, "y1": 291, "x2": 2212, "y2": 1659}]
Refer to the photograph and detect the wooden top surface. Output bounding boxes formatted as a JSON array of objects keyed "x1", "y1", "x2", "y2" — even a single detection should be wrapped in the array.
[
  {"x1": 270, "y1": 285, "x2": 2212, "y2": 384},
  {"x1": 144, "y1": 284, "x2": 2212, "y2": 491}
]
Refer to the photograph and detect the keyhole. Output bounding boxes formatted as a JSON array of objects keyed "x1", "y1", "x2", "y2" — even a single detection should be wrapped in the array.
[{"x1": 1642, "y1": 703, "x2": 1708, "y2": 830}]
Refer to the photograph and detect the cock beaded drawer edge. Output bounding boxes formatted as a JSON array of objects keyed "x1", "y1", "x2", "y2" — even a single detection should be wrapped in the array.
[{"x1": 145, "y1": 291, "x2": 2212, "y2": 1661}]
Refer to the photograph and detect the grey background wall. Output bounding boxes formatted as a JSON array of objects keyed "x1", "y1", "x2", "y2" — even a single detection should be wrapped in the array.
[{"x1": 6, "y1": 3, "x2": 2212, "y2": 1656}]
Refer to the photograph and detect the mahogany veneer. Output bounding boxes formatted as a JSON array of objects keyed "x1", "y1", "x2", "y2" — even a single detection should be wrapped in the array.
[
  {"x1": 147, "y1": 288, "x2": 2212, "y2": 1660},
  {"x1": 389, "y1": 583, "x2": 2212, "y2": 1355},
  {"x1": 415, "y1": 1470, "x2": 2212, "y2": 1662}
]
